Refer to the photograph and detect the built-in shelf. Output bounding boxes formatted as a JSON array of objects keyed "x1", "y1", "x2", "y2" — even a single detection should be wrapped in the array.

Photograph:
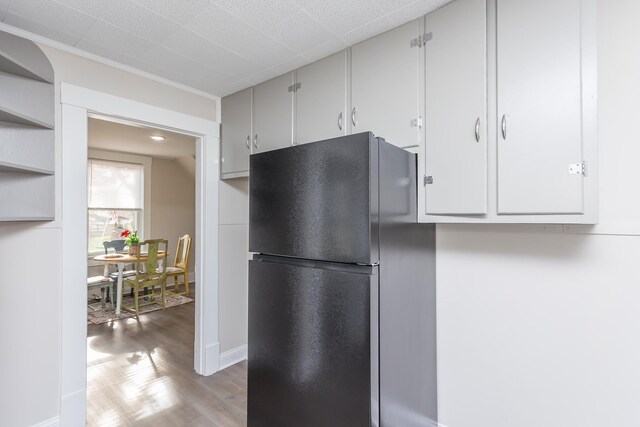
[
  {"x1": 0, "y1": 121, "x2": 54, "y2": 172},
  {"x1": 0, "y1": 72, "x2": 54, "y2": 129},
  {"x1": 0, "y1": 162, "x2": 53, "y2": 174},
  {"x1": 0, "y1": 31, "x2": 54, "y2": 83},
  {"x1": 0, "y1": 30, "x2": 55, "y2": 221}
]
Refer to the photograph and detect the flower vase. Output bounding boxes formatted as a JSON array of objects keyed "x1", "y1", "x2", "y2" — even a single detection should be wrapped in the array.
[{"x1": 129, "y1": 244, "x2": 140, "y2": 256}]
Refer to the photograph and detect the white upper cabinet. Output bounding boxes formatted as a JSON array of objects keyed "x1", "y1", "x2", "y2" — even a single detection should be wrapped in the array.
[
  {"x1": 351, "y1": 20, "x2": 422, "y2": 149},
  {"x1": 221, "y1": 88, "x2": 252, "y2": 178},
  {"x1": 421, "y1": 0, "x2": 596, "y2": 223},
  {"x1": 295, "y1": 51, "x2": 348, "y2": 145},
  {"x1": 497, "y1": 0, "x2": 584, "y2": 214},
  {"x1": 252, "y1": 73, "x2": 294, "y2": 153},
  {"x1": 424, "y1": 0, "x2": 487, "y2": 215},
  {"x1": 220, "y1": 0, "x2": 597, "y2": 223}
]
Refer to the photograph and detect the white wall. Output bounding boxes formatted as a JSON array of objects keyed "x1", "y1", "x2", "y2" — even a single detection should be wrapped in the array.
[
  {"x1": 436, "y1": 1, "x2": 640, "y2": 426},
  {"x1": 0, "y1": 43, "x2": 217, "y2": 426},
  {"x1": 150, "y1": 157, "x2": 196, "y2": 276},
  {"x1": 218, "y1": 178, "x2": 249, "y2": 353}
]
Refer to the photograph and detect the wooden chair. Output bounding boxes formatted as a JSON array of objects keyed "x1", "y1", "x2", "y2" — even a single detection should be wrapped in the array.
[
  {"x1": 121, "y1": 239, "x2": 168, "y2": 317},
  {"x1": 166, "y1": 234, "x2": 192, "y2": 296}
]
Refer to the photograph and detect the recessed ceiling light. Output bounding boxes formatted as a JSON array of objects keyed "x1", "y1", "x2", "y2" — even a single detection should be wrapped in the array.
[{"x1": 150, "y1": 135, "x2": 165, "y2": 141}]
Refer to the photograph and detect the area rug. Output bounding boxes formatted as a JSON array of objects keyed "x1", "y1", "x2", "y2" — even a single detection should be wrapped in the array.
[{"x1": 87, "y1": 294, "x2": 193, "y2": 325}]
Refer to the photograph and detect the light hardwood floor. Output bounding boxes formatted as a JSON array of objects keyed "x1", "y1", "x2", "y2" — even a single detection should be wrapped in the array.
[{"x1": 87, "y1": 294, "x2": 247, "y2": 426}]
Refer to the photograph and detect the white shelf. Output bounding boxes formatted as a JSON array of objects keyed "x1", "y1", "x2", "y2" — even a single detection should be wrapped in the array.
[
  {"x1": 0, "y1": 172, "x2": 54, "y2": 221},
  {"x1": 0, "y1": 72, "x2": 54, "y2": 129},
  {"x1": 0, "y1": 30, "x2": 55, "y2": 221},
  {"x1": 0, "y1": 30, "x2": 54, "y2": 83},
  {"x1": 0, "y1": 121, "x2": 54, "y2": 173}
]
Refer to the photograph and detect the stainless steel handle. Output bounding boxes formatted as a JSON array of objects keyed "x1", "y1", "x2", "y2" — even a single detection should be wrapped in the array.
[
  {"x1": 351, "y1": 107, "x2": 357, "y2": 126},
  {"x1": 338, "y1": 112, "x2": 343, "y2": 130},
  {"x1": 246, "y1": 135, "x2": 250, "y2": 149},
  {"x1": 501, "y1": 114, "x2": 507, "y2": 140},
  {"x1": 475, "y1": 118, "x2": 480, "y2": 143},
  {"x1": 253, "y1": 134, "x2": 258, "y2": 149}
]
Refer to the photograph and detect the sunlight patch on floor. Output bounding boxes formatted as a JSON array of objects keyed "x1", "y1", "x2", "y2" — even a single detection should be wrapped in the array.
[{"x1": 133, "y1": 377, "x2": 178, "y2": 421}]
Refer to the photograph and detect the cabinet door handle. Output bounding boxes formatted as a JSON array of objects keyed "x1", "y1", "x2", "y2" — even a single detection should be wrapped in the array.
[
  {"x1": 338, "y1": 112, "x2": 343, "y2": 130},
  {"x1": 475, "y1": 118, "x2": 481, "y2": 143},
  {"x1": 246, "y1": 135, "x2": 250, "y2": 149},
  {"x1": 351, "y1": 107, "x2": 357, "y2": 126},
  {"x1": 253, "y1": 134, "x2": 258, "y2": 149},
  {"x1": 501, "y1": 114, "x2": 507, "y2": 140}
]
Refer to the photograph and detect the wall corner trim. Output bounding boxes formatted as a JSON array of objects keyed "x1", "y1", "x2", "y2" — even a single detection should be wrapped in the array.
[{"x1": 202, "y1": 342, "x2": 222, "y2": 376}]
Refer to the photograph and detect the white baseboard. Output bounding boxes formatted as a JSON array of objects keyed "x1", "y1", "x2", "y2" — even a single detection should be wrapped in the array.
[
  {"x1": 32, "y1": 416, "x2": 60, "y2": 427},
  {"x1": 60, "y1": 388, "x2": 86, "y2": 427},
  {"x1": 219, "y1": 344, "x2": 248, "y2": 370}
]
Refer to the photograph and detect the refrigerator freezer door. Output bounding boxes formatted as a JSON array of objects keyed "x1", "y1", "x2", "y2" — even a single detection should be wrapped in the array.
[
  {"x1": 248, "y1": 257, "x2": 378, "y2": 427},
  {"x1": 249, "y1": 132, "x2": 379, "y2": 264}
]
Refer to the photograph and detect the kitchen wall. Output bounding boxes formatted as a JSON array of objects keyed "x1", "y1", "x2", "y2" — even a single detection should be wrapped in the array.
[
  {"x1": 218, "y1": 178, "x2": 249, "y2": 353},
  {"x1": 2, "y1": 0, "x2": 636, "y2": 425},
  {"x1": 211, "y1": 1, "x2": 640, "y2": 426},
  {"x1": 436, "y1": 1, "x2": 640, "y2": 426},
  {"x1": 0, "y1": 42, "x2": 218, "y2": 426}
]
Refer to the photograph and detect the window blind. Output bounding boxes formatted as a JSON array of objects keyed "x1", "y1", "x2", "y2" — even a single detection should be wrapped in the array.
[{"x1": 87, "y1": 159, "x2": 143, "y2": 209}]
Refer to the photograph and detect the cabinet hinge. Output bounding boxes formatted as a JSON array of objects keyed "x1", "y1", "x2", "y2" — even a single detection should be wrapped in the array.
[
  {"x1": 568, "y1": 161, "x2": 587, "y2": 176},
  {"x1": 411, "y1": 32, "x2": 433, "y2": 48},
  {"x1": 424, "y1": 175, "x2": 433, "y2": 186},
  {"x1": 410, "y1": 117, "x2": 423, "y2": 128},
  {"x1": 288, "y1": 83, "x2": 302, "y2": 93}
]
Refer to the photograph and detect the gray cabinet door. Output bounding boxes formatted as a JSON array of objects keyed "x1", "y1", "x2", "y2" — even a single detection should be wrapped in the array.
[
  {"x1": 497, "y1": 0, "x2": 584, "y2": 214},
  {"x1": 424, "y1": 0, "x2": 487, "y2": 215},
  {"x1": 252, "y1": 73, "x2": 294, "y2": 153},
  {"x1": 295, "y1": 51, "x2": 347, "y2": 145},
  {"x1": 221, "y1": 88, "x2": 252, "y2": 177},
  {"x1": 351, "y1": 20, "x2": 422, "y2": 149}
]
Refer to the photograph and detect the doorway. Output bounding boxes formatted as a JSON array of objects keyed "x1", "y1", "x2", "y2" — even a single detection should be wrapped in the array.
[{"x1": 60, "y1": 84, "x2": 220, "y2": 425}]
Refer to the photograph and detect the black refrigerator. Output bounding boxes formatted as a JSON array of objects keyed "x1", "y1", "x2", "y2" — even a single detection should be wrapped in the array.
[{"x1": 248, "y1": 132, "x2": 437, "y2": 427}]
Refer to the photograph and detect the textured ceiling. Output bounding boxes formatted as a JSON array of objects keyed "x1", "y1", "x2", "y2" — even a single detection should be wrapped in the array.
[{"x1": 0, "y1": 0, "x2": 450, "y2": 97}]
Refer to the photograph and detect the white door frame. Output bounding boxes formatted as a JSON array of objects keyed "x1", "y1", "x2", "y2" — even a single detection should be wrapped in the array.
[{"x1": 59, "y1": 83, "x2": 220, "y2": 426}]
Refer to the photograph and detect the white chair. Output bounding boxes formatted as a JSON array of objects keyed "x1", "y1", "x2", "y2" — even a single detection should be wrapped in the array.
[
  {"x1": 103, "y1": 239, "x2": 136, "y2": 298},
  {"x1": 87, "y1": 275, "x2": 114, "y2": 308}
]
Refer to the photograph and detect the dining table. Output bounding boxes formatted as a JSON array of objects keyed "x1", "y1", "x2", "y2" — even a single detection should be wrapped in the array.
[{"x1": 93, "y1": 251, "x2": 167, "y2": 316}]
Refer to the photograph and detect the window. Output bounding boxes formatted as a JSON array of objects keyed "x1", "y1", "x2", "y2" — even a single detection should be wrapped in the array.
[{"x1": 88, "y1": 159, "x2": 144, "y2": 254}]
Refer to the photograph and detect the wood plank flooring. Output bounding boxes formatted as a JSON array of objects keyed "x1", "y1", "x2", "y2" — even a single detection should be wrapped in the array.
[{"x1": 87, "y1": 295, "x2": 247, "y2": 426}]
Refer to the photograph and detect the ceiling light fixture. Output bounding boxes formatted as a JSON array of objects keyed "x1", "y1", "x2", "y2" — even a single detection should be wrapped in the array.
[{"x1": 150, "y1": 135, "x2": 165, "y2": 142}]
